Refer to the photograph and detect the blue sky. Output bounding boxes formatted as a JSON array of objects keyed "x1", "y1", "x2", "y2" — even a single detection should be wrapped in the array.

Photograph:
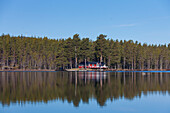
[{"x1": 0, "y1": 0, "x2": 170, "y2": 44}]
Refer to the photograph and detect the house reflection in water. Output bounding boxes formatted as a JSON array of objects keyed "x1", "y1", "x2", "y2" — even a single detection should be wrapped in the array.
[
  {"x1": 78, "y1": 72, "x2": 107, "y2": 80},
  {"x1": 80, "y1": 72, "x2": 108, "y2": 87},
  {"x1": 0, "y1": 72, "x2": 170, "y2": 107},
  {"x1": 69, "y1": 72, "x2": 109, "y2": 96}
]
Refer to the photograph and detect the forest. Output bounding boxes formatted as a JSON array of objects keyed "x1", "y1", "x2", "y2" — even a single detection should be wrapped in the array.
[{"x1": 0, "y1": 34, "x2": 169, "y2": 70}]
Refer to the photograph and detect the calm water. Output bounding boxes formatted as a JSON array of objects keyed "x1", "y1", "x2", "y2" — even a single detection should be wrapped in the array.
[{"x1": 0, "y1": 71, "x2": 170, "y2": 113}]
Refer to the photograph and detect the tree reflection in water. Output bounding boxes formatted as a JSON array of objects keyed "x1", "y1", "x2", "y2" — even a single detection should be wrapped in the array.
[{"x1": 0, "y1": 72, "x2": 169, "y2": 107}]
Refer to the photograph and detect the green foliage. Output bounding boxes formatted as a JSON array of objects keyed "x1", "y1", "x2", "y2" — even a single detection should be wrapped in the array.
[
  {"x1": 79, "y1": 38, "x2": 90, "y2": 59},
  {"x1": 0, "y1": 34, "x2": 169, "y2": 69},
  {"x1": 95, "y1": 34, "x2": 107, "y2": 63}
]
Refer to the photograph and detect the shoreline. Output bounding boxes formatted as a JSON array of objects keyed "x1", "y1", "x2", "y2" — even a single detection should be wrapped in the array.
[
  {"x1": 0, "y1": 69, "x2": 56, "y2": 72},
  {"x1": 0, "y1": 69, "x2": 169, "y2": 72}
]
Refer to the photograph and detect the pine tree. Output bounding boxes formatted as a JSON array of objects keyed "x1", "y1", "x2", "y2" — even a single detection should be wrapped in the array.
[
  {"x1": 95, "y1": 34, "x2": 107, "y2": 63},
  {"x1": 0, "y1": 34, "x2": 169, "y2": 70}
]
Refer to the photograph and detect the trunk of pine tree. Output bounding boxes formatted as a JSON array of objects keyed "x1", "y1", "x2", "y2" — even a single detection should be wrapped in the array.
[
  {"x1": 49, "y1": 64, "x2": 52, "y2": 70},
  {"x1": 62, "y1": 64, "x2": 64, "y2": 70},
  {"x1": 6, "y1": 57, "x2": 9, "y2": 67},
  {"x1": 141, "y1": 61, "x2": 144, "y2": 70},
  {"x1": 108, "y1": 56, "x2": 111, "y2": 68},
  {"x1": 44, "y1": 64, "x2": 47, "y2": 69},
  {"x1": 160, "y1": 56, "x2": 162, "y2": 69},
  {"x1": 100, "y1": 54, "x2": 103, "y2": 63},
  {"x1": 165, "y1": 60, "x2": 168, "y2": 69},
  {"x1": 147, "y1": 59, "x2": 150, "y2": 69},
  {"x1": 85, "y1": 58, "x2": 87, "y2": 69},
  {"x1": 75, "y1": 57, "x2": 77, "y2": 68},
  {"x1": 150, "y1": 56, "x2": 152, "y2": 69},
  {"x1": 12, "y1": 52, "x2": 16, "y2": 68},
  {"x1": 132, "y1": 58, "x2": 134, "y2": 70},
  {"x1": 75, "y1": 46, "x2": 77, "y2": 68},
  {"x1": 139, "y1": 61, "x2": 141, "y2": 69},
  {"x1": 155, "y1": 60, "x2": 158, "y2": 69},
  {"x1": 34, "y1": 61, "x2": 37, "y2": 69},
  {"x1": 117, "y1": 64, "x2": 120, "y2": 69},
  {"x1": 134, "y1": 60, "x2": 136, "y2": 69},
  {"x1": 28, "y1": 58, "x2": 30, "y2": 69},
  {"x1": 104, "y1": 57, "x2": 106, "y2": 64},
  {"x1": 38, "y1": 59, "x2": 42, "y2": 70},
  {"x1": 2, "y1": 54, "x2": 5, "y2": 70},
  {"x1": 30, "y1": 57, "x2": 32, "y2": 69},
  {"x1": 123, "y1": 57, "x2": 126, "y2": 69},
  {"x1": 70, "y1": 58, "x2": 72, "y2": 69}
]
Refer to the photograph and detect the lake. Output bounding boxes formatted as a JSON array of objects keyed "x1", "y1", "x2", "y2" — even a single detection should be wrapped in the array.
[{"x1": 0, "y1": 71, "x2": 170, "y2": 113}]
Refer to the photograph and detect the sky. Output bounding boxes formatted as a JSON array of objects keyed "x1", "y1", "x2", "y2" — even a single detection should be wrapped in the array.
[{"x1": 0, "y1": 0, "x2": 170, "y2": 44}]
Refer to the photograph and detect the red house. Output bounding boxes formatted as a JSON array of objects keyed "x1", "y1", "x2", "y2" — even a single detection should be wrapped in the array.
[{"x1": 78, "y1": 62, "x2": 108, "y2": 69}]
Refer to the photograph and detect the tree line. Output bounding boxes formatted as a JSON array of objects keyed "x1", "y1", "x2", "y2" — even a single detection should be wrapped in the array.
[{"x1": 0, "y1": 34, "x2": 169, "y2": 70}]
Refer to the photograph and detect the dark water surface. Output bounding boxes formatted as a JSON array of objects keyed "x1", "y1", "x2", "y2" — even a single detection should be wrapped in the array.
[{"x1": 0, "y1": 72, "x2": 170, "y2": 113}]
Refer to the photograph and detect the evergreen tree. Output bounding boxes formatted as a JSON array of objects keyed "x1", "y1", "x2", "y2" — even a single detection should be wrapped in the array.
[
  {"x1": 95, "y1": 34, "x2": 107, "y2": 63},
  {"x1": 0, "y1": 34, "x2": 169, "y2": 70}
]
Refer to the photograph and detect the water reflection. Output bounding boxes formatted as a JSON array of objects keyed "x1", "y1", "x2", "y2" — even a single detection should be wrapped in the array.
[{"x1": 0, "y1": 72, "x2": 169, "y2": 107}]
